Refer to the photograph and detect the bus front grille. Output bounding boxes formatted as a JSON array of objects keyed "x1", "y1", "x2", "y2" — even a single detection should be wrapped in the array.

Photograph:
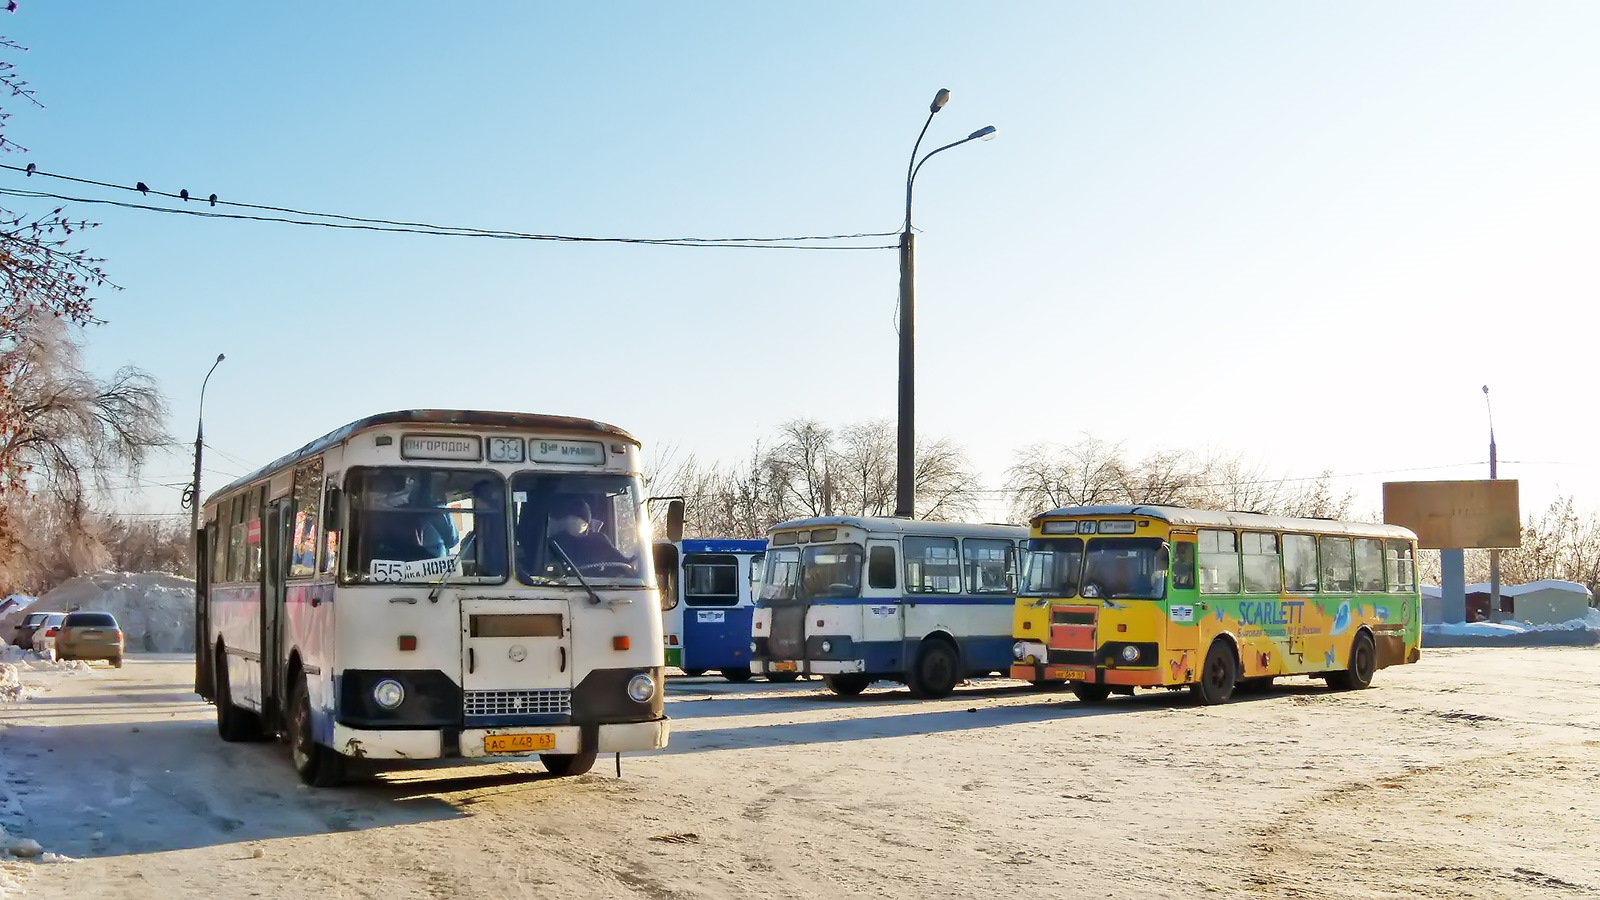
[
  {"x1": 768, "y1": 606, "x2": 807, "y2": 659},
  {"x1": 464, "y1": 689, "x2": 573, "y2": 718}
]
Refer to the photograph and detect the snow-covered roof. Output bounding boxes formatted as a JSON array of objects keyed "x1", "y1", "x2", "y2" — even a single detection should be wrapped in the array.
[{"x1": 1421, "y1": 580, "x2": 1592, "y2": 600}]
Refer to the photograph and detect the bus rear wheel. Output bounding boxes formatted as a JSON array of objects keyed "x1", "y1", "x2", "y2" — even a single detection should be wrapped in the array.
[
  {"x1": 823, "y1": 674, "x2": 872, "y2": 697},
  {"x1": 721, "y1": 667, "x2": 752, "y2": 683},
  {"x1": 907, "y1": 639, "x2": 961, "y2": 699},
  {"x1": 290, "y1": 673, "x2": 345, "y2": 787},
  {"x1": 1192, "y1": 640, "x2": 1238, "y2": 706},
  {"x1": 542, "y1": 749, "x2": 598, "y2": 777},
  {"x1": 1327, "y1": 631, "x2": 1377, "y2": 691}
]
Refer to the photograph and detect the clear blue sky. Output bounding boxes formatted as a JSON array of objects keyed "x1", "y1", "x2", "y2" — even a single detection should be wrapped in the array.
[{"x1": 7, "y1": 2, "x2": 1598, "y2": 522}]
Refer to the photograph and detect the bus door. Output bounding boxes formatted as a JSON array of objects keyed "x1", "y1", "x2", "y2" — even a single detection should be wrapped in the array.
[
  {"x1": 1165, "y1": 533, "x2": 1201, "y2": 683},
  {"x1": 860, "y1": 539, "x2": 905, "y2": 665},
  {"x1": 681, "y1": 553, "x2": 749, "y2": 672},
  {"x1": 261, "y1": 498, "x2": 292, "y2": 730}
]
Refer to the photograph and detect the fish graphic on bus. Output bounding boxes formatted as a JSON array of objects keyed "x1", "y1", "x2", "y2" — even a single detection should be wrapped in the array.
[{"x1": 1330, "y1": 601, "x2": 1351, "y2": 637}]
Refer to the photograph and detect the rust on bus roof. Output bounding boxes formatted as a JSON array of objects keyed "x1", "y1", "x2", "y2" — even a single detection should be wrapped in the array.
[{"x1": 208, "y1": 409, "x2": 639, "y2": 502}]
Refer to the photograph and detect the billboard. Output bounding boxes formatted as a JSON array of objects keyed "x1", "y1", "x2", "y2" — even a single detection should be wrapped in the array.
[{"x1": 1382, "y1": 480, "x2": 1521, "y2": 550}]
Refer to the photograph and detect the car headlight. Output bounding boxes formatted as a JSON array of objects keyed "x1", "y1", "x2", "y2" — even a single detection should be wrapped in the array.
[
  {"x1": 372, "y1": 679, "x2": 405, "y2": 709},
  {"x1": 1121, "y1": 645, "x2": 1140, "y2": 663},
  {"x1": 820, "y1": 640, "x2": 832, "y2": 654},
  {"x1": 627, "y1": 672, "x2": 657, "y2": 703},
  {"x1": 1013, "y1": 641, "x2": 1027, "y2": 661}
]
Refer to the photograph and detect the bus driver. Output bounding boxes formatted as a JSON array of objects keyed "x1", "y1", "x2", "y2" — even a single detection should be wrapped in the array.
[{"x1": 548, "y1": 496, "x2": 632, "y2": 571}]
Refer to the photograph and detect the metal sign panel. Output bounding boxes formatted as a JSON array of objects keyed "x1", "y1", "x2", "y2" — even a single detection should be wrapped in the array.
[{"x1": 1382, "y1": 480, "x2": 1521, "y2": 550}]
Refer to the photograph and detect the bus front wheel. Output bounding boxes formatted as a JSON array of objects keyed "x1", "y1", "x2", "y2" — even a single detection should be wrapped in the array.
[
  {"x1": 682, "y1": 668, "x2": 708, "y2": 677},
  {"x1": 1192, "y1": 640, "x2": 1238, "y2": 706},
  {"x1": 1327, "y1": 631, "x2": 1377, "y2": 691},
  {"x1": 1070, "y1": 683, "x2": 1111, "y2": 703},
  {"x1": 766, "y1": 672, "x2": 800, "y2": 683},
  {"x1": 721, "y1": 667, "x2": 752, "y2": 683},
  {"x1": 823, "y1": 674, "x2": 872, "y2": 697},
  {"x1": 541, "y1": 749, "x2": 598, "y2": 777},
  {"x1": 290, "y1": 673, "x2": 345, "y2": 787}
]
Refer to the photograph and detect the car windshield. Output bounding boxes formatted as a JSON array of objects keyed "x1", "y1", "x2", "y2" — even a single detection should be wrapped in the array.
[
  {"x1": 22, "y1": 613, "x2": 48, "y2": 627},
  {"x1": 1081, "y1": 538, "x2": 1168, "y2": 600},
  {"x1": 758, "y1": 544, "x2": 864, "y2": 604},
  {"x1": 1020, "y1": 538, "x2": 1085, "y2": 597},
  {"x1": 344, "y1": 468, "x2": 507, "y2": 584},
  {"x1": 511, "y1": 473, "x2": 651, "y2": 587}
]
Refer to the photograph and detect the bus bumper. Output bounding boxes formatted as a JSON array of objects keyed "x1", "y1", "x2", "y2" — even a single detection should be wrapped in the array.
[
  {"x1": 332, "y1": 724, "x2": 443, "y2": 760},
  {"x1": 459, "y1": 718, "x2": 671, "y2": 758}
]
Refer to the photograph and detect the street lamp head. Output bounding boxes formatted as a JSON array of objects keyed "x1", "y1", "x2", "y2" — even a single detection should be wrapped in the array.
[
  {"x1": 930, "y1": 89, "x2": 950, "y2": 113},
  {"x1": 1482, "y1": 384, "x2": 1489, "y2": 394},
  {"x1": 970, "y1": 125, "x2": 997, "y2": 141},
  {"x1": 216, "y1": 353, "x2": 226, "y2": 363}
]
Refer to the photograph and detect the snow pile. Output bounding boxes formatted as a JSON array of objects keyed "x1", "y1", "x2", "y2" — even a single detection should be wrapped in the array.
[
  {"x1": 23, "y1": 572, "x2": 195, "y2": 653},
  {"x1": 1425, "y1": 607, "x2": 1600, "y2": 648},
  {"x1": 0, "y1": 663, "x2": 21, "y2": 703}
]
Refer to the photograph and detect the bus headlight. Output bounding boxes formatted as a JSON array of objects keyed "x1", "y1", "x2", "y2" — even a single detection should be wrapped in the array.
[
  {"x1": 820, "y1": 640, "x2": 832, "y2": 654},
  {"x1": 627, "y1": 673, "x2": 657, "y2": 703},
  {"x1": 1121, "y1": 645, "x2": 1140, "y2": 663},
  {"x1": 750, "y1": 641, "x2": 758, "y2": 654},
  {"x1": 1013, "y1": 641, "x2": 1027, "y2": 661},
  {"x1": 372, "y1": 679, "x2": 405, "y2": 710}
]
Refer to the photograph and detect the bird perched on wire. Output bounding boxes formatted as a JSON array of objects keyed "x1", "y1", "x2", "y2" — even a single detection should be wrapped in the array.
[
  {"x1": 180, "y1": 189, "x2": 189, "y2": 201},
  {"x1": 136, "y1": 182, "x2": 149, "y2": 195},
  {"x1": 208, "y1": 193, "x2": 218, "y2": 206},
  {"x1": 24, "y1": 163, "x2": 34, "y2": 176}
]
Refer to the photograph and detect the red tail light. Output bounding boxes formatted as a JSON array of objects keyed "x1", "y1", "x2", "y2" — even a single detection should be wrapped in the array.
[
  {"x1": 43, "y1": 627, "x2": 57, "y2": 637},
  {"x1": 114, "y1": 629, "x2": 124, "y2": 640}
]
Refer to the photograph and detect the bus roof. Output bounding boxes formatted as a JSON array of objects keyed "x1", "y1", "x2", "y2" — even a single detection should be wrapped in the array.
[
  {"x1": 1030, "y1": 505, "x2": 1418, "y2": 541},
  {"x1": 678, "y1": 539, "x2": 767, "y2": 554},
  {"x1": 769, "y1": 516, "x2": 1026, "y2": 540},
  {"x1": 211, "y1": 409, "x2": 638, "y2": 500}
]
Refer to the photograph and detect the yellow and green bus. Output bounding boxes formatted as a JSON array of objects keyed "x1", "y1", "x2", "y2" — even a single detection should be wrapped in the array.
[{"x1": 1009, "y1": 506, "x2": 1421, "y2": 704}]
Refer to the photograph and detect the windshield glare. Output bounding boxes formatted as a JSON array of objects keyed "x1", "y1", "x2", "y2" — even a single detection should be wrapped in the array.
[
  {"x1": 1081, "y1": 538, "x2": 1168, "y2": 600},
  {"x1": 1021, "y1": 538, "x2": 1084, "y2": 597},
  {"x1": 512, "y1": 473, "x2": 651, "y2": 586},
  {"x1": 345, "y1": 468, "x2": 506, "y2": 584},
  {"x1": 759, "y1": 543, "x2": 863, "y2": 603}
]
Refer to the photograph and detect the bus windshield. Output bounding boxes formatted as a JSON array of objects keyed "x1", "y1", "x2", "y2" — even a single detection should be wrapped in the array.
[
  {"x1": 759, "y1": 544, "x2": 864, "y2": 604},
  {"x1": 1020, "y1": 537, "x2": 1083, "y2": 597},
  {"x1": 1081, "y1": 538, "x2": 1168, "y2": 600},
  {"x1": 345, "y1": 468, "x2": 506, "y2": 584},
  {"x1": 511, "y1": 473, "x2": 650, "y2": 587}
]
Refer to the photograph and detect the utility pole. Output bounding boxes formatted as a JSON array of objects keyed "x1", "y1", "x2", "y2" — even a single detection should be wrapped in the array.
[{"x1": 1485, "y1": 385, "x2": 1501, "y2": 622}]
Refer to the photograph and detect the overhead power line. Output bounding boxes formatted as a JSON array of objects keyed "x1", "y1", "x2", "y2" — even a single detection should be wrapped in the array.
[{"x1": 0, "y1": 163, "x2": 899, "y2": 250}]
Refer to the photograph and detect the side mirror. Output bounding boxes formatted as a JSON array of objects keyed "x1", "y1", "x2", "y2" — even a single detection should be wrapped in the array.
[
  {"x1": 665, "y1": 499, "x2": 685, "y2": 543},
  {"x1": 653, "y1": 541, "x2": 680, "y2": 611}
]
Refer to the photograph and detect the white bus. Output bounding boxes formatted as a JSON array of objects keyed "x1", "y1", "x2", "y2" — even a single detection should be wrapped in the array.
[
  {"x1": 749, "y1": 516, "x2": 1027, "y2": 698},
  {"x1": 195, "y1": 410, "x2": 668, "y2": 786}
]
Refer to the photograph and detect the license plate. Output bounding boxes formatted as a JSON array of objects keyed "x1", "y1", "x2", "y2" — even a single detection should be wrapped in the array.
[
  {"x1": 1054, "y1": 668, "x2": 1090, "y2": 681},
  {"x1": 484, "y1": 733, "x2": 555, "y2": 754},
  {"x1": 772, "y1": 660, "x2": 798, "y2": 673}
]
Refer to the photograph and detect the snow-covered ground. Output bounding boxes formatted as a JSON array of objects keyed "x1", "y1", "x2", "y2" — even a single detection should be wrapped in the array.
[
  {"x1": 1424, "y1": 607, "x2": 1600, "y2": 647},
  {"x1": 1, "y1": 652, "x2": 1598, "y2": 898}
]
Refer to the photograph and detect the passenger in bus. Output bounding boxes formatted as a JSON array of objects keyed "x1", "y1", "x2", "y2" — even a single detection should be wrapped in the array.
[{"x1": 546, "y1": 496, "x2": 633, "y2": 572}]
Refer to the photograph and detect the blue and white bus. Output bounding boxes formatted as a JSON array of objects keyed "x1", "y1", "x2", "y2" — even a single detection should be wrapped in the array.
[
  {"x1": 749, "y1": 516, "x2": 1027, "y2": 698},
  {"x1": 655, "y1": 539, "x2": 786, "y2": 683}
]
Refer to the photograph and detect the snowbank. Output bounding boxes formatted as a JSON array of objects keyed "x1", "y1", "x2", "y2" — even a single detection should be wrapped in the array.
[
  {"x1": 15, "y1": 572, "x2": 195, "y2": 653},
  {"x1": 0, "y1": 638, "x2": 90, "y2": 701},
  {"x1": 1424, "y1": 608, "x2": 1600, "y2": 648}
]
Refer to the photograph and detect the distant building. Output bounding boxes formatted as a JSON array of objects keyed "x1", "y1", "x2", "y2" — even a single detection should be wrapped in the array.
[{"x1": 1422, "y1": 580, "x2": 1593, "y2": 625}]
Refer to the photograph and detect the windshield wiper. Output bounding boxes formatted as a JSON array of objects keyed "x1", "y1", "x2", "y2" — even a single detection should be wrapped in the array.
[
  {"x1": 547, "y1": 539, "x2": 605, "y2": 605},
  {"x1": 426, "y1": 556, "x2": 461, "y2": 603}
]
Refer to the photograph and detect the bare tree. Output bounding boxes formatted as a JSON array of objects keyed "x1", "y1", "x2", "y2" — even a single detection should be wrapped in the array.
[{"x1": 1003, "y1": 436, "x2": 1131, "y2": 520}]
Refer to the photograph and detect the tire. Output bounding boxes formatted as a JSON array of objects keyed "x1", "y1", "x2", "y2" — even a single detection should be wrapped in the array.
[
  {"x1": 215, "y1": 645, "x2": 264, "y2": 742},
  {"x1": 1328, "y1": 631, "x2": 1377, "y2": 691},
  {"x1": 111, "y1": 656, "x2": 123, "y2": 669},
  {"x1": 907, "y1": 639, "x2": 961, "y2": 699},
  {"x1": 766, "y1": 672, "x2": 800, "y2": 684},
  {"x1": 542, "y1": 748, "x2": 598, "y2": 777},
  {"x1": 721, "y1": 666, "x2": 752, "y2": 683},
  {"x1": 289, "y1": 672, "x2": 345, "y2": 787},
  {"x1": 1192, "y1": 640, "x2": 1238, "y2": 706},
  {"x1": 1070, "y1": 682, "x2": 1111, "y2": 703},
  {"x1": 682, "y1": 668, "x2": 709, "y2": 677},
  {"x1": 823, "y1": 674, "x2": 872, "y2": 698}
]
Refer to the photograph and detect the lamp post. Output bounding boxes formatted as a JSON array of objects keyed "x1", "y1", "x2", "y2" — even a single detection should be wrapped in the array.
[
  {"x1": 189, "y1": 353, "x2": 226, "y2": 566},
  {"x1": 894, "y1": 88, "x2": 996, "y2": 518},
  {"x1": 1484, "y1": 385, "x2": 1501, "y2": 622}
]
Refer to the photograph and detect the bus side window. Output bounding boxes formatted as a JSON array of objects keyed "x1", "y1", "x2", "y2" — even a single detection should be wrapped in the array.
[
  {"x1": 1171, "y1": 541, "x2": 1196, "y2": 591},
  {"x1": 868, "y1": 546, "x2": 898, "y2": 590}
]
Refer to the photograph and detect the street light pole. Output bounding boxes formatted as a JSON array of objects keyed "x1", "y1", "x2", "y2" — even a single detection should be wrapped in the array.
[
  {"x1": 894, "y1": 88, "x2": 995, "y2": 518},
  {"x1": 1484, "y1": 384, "x2": 1501, "y2": 622},
  {"x1": 189, "y1": 353, "x2": 226, "y2": 568}
]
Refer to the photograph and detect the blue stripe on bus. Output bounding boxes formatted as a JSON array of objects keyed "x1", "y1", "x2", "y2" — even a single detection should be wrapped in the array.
[
  {"x1": 797, "y1": 595, "x2": 1017, "y2": 607},
  {"x1": 845, "y1": 635, "x2": 1017, "y2": 676},
  {"x1": 681, "y1": 539, "x2": 767, "y2": 554}
]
